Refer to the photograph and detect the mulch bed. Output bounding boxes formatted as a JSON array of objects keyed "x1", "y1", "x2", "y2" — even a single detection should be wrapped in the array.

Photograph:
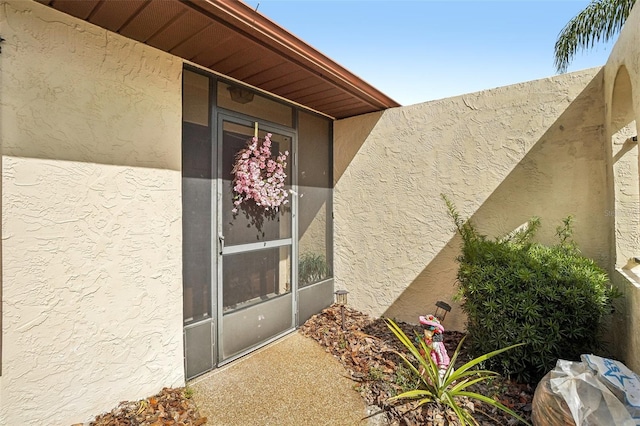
[
  {"x1": 83, "y1": 387, "x2": 206, "y2": 426},
  {"x1": 299, "y1": 304, "x2": 534, "y2": 426}
]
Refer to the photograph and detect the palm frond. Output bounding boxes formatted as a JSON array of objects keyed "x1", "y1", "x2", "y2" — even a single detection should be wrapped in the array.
[
  {"x1": 388, "y1": 389, "x2": 435, "y2": 402},
  {"x1": 449, "y1": 375, "x2": 498, "y2": 393},
  {"x1": 554, "y1": 0, "x2": 635, "y2": 73},
  {"x1": 442, "y1": 392, "x2": 477, "y2": 426},
  {"x1": 443, "y1": 342, "x2": 524, "y2": 388}
]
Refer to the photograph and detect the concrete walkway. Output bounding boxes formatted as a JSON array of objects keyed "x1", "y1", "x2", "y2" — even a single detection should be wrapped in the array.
[{"x1": 189, "y1": 331, "x2": 369, "y2": 426}]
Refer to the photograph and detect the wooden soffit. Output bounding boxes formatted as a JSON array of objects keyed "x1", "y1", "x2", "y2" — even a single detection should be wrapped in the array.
[{"x1": 36, "y1": 0, "x2": 400, "y2": 119}]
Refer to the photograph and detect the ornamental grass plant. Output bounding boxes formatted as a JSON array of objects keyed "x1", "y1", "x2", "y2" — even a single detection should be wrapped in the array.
[{"x1": 298, "y1": 252, "x2": 330, "y2": 286}]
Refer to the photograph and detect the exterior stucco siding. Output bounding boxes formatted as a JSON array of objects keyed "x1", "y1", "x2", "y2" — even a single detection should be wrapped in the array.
[
  {"x1": 0, "y1": 1, "x2": 184, "y2": 425},
  {"x1": 334, "y1": 69, "x2": 608, "y2": 332},
  {"x1": 603, "y1": 3, "x2": 640, "y2": 373}
]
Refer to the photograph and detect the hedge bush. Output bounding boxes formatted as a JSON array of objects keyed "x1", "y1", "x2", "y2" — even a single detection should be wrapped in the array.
[{"x1": 444, "y1": 195, "x2": 619, "y2": 384}]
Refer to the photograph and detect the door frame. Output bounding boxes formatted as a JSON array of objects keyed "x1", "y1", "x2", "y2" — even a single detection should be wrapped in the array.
[
  {"x1": 183, "y1": 66, "x2": 334, "y2": 380},
  {"x1": 214, "y1": 112, "x2": 299, "y2": 365}
]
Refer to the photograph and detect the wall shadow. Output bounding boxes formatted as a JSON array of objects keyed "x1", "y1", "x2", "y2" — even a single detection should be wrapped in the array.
[
  {"x1": 334, "y1": 110, "x2": 384, "y2": 183},
  {"x1": 383, "y1": 70, "x2": 610, "y2": 331}
]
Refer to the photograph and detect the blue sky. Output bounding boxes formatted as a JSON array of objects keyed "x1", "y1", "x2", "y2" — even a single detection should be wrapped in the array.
[{"x1": 244, "y1": 1, "x2": 616, "y2": 105}]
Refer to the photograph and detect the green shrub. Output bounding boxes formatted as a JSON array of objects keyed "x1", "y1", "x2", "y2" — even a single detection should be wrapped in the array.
[{"x1": 444, "y1": 195, "x2": 619, "y2": 384}]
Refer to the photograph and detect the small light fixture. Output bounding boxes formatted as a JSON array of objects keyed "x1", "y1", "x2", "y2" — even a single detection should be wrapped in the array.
[
  {"x1": 434, "y1": 301, "x2": 452, "y2": 323},
  {"x1": 227, "y1": 85, "x2": 254, "y2": 104},
  {"x1": 335, "y1": 289, "x2": 348, "y2": 305},
  {"x1": 334, "y1": 290, "x2": 349, "y2": 330}
]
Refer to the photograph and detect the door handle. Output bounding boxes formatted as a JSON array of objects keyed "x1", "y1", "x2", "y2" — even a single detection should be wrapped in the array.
[{"x1": 218, "y1": 234, "x2": 225, "y2": 255}]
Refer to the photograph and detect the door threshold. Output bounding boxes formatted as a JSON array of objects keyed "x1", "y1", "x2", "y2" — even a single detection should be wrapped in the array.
[
  {"x1": 218, "y1": 328, "x2": 297, "y2": 367},
  {"x1": 189, "y1": 328, "x2": 297, "y2": 385}
]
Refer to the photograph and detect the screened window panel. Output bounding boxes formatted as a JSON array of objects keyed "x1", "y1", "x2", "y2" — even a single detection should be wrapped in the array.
[{"x1": 297, "y1": 111, "x2": 333, "y2": 287}]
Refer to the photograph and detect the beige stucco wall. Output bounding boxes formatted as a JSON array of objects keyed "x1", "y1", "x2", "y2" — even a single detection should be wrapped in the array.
[
  {"x1": 0, "y1": 2, "x2": 184, "y2": 425},
  {"x1": 334, "y1": 68, "x2": 609, "y2": 333},
  {"x1": 0, "y1": 1, "x2": 638, "y2": 424},
  {"x1": 603, "y1": 3, "x2": 640, "y2": 373}
]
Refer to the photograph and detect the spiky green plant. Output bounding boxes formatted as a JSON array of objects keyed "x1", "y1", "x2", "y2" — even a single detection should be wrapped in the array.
[
  {"x1": 385, "y1": 319, "x2": 530, "y2": 426},
  {"x1": 554, "y1": 0, "x2": 635, "y2": 73},
  {"x1": 298, "y1": 252, "x2": 330, "y2": 286}
]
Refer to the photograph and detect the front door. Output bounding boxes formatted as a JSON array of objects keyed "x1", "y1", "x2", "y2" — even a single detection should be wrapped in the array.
[
  {"x1": 182, "y1": 69, "x2": 333, "y2": 380},
  {"x1": 216, "y1": 116, "x2": 296, "y2": 363}
]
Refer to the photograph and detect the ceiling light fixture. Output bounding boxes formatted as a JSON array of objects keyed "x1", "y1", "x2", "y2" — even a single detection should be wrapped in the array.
[{"x1": 227, "y1": 86, "x2": 254, "y2": 104}]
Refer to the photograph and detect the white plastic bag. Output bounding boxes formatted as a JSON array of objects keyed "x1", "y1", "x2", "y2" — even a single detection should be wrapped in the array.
[
  {"x1": 549, "y1": 358, "x2": 636, "y2": 425},
  {"x1": 581, "y1": 355, "x2": 640, "y2": 421}
]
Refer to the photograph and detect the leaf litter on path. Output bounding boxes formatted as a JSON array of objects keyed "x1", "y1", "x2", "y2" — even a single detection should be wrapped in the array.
[{"x1": 84, "y1": 387, "x2": 206, "y2": 426}]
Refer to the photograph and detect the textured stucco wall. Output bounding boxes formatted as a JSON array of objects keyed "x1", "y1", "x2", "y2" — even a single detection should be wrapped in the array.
[
  {"x1": 334, "y1": 68, "x2": 608, "y2": 332},
  {"x1": 603, "y1": 3, "x2": 640, "y2": 373},
  {"x1": 0, "y1": 1, "x2": 184, "y2": 425}
]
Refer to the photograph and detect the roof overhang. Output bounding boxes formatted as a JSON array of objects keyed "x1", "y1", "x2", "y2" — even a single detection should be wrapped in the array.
[{"x1": 36, "y1": 0, "x2": 400, "y2": 119}]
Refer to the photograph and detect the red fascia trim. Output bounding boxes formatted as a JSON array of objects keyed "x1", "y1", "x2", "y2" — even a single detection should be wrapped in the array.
[{"x1": 186, "y1": 0, "x2": 401, "y2": 110}]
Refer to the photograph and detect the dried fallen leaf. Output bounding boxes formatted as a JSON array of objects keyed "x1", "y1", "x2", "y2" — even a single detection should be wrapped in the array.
[
  {"x1": 299, "y1": 304, "x2": 533, "y2": 426},
  {"x1": 89, "y1": 387, "x2": 206, "y2": 426}
]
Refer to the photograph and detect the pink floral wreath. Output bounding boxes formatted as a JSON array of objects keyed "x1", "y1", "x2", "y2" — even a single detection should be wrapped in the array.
[{"x1": 231, "y1": 133, "x2": 289, "y2": 213}]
